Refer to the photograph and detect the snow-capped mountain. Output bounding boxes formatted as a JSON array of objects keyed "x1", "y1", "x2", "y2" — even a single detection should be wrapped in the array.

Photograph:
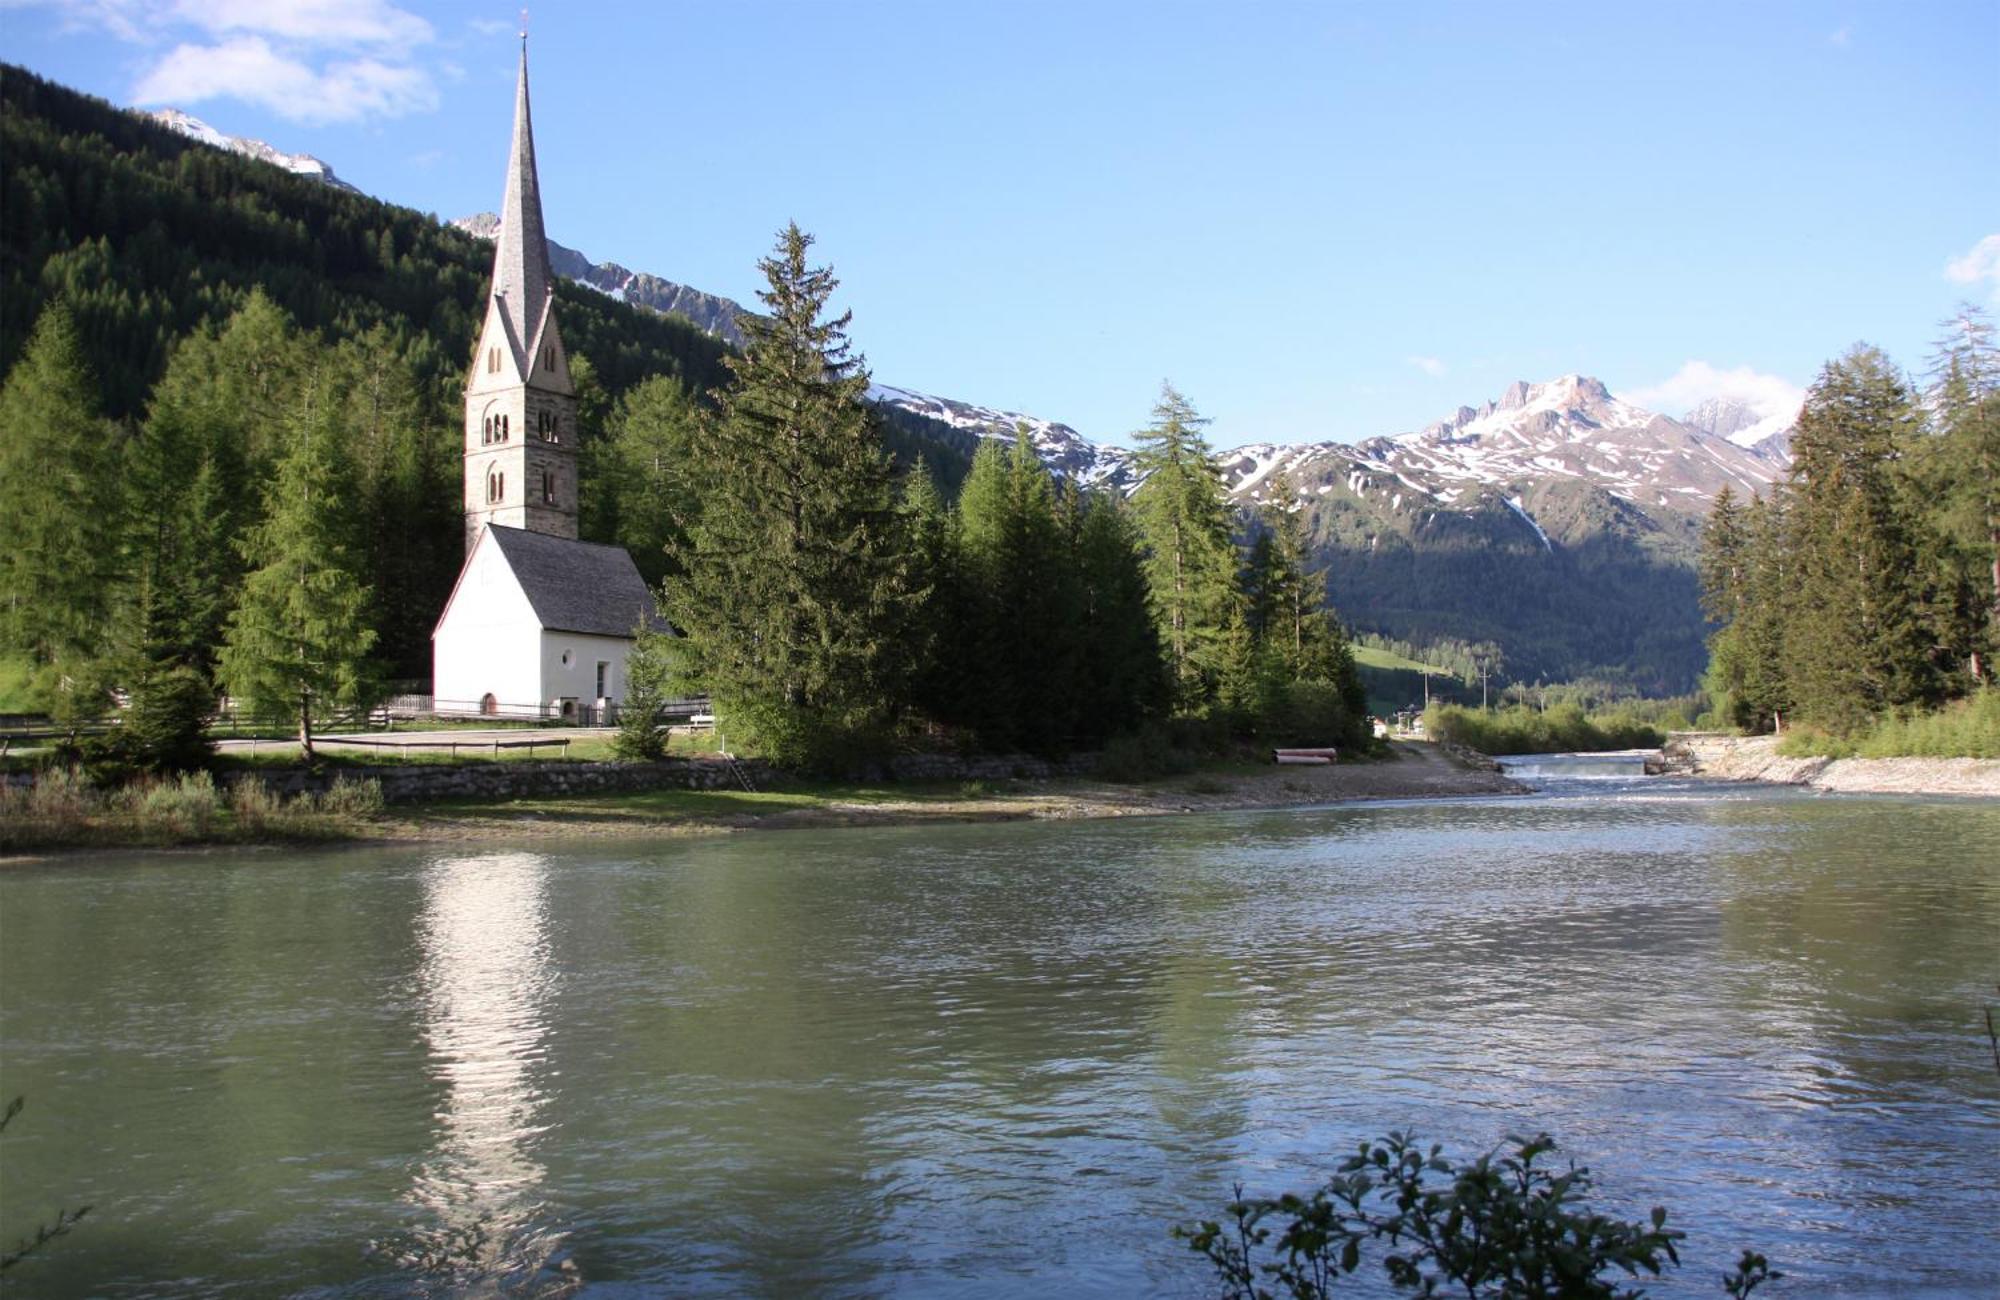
[
  {"x1": 147, "y1": 108, "x2": 358, "y2": 193},
  {"x1": 864, "y1": 384, "x2": 1135, "y2": 488},
  {"x1": 1681, "y1": 395, "x2": 1796, "y2": 458},
  {"x1": 872, "y1": 373, "x2": 1789, "y2": 526},
  {"x1": 452, "y1": 213, "x2": 747, "y2": 345}
]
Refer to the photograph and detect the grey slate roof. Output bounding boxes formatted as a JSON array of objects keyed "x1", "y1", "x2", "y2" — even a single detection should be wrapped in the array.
[
  {"x1": 491, "y1": 40, "x2": 552, "y2": 370},
  {"x1": 487, "y1": 526, "x2": 668, "y2": 638}
]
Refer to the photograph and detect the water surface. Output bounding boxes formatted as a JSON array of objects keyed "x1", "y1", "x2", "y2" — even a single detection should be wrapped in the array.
[{"x1": 2, "y1": 780, "x2": 1996, "y2": 1295}]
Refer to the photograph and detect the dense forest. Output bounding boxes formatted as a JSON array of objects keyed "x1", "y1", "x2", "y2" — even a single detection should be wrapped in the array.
[
  {"x1": 0, "y1": 65, "x2": 976, "y2": 683},
  {"x1": 1699, "y1": 325, "x2": 1998, "y2": 735},
  {"x1": 0, "y1": 65, "x2": 1373, "y2": 769}
]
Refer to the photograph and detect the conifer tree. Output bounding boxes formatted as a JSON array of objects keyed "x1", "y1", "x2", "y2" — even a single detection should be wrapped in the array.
[
  {"x1": 1920, "y1": 306, "x2": 2000, "y2": 680},
  {"x1": 1699, "y1": 484, "x2": 1747, "y2": 627},
  {"x1": 1131, "y1": 383, "x2": 1241, "y2": 712},
  {"x1": 1781, "y1": 347, "x2": 1934, "y2": 728},
  {"x1": 218, "y1": 367, "x2": 378, "y2": 759},
  {"x1": 0, "y1": 299, "x2": 124, "y2": 713},
  {"x1": 900, "y1": 459, "x2": 972, "y2": 735},
  {"x1": 662, "y1": 224, "x2": 917, "y2": 769},
  {"x1": 591, "y1": 375, "x2": 702, "y2": 590},
  {"x1": 329, "y1": 325, "x2": 452, "y2": 681},
  {"x1": 1071, "y1": 493, "x2": 1167, "y2": 742},
  {"x1": 125, "y1": 294, "x2": 311, "y2": 672},
  {"x1": 955, "y1": 430, "x2": 1083, "y2": 752}
]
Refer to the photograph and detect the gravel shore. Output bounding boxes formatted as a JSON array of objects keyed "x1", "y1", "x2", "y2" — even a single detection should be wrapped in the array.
[
  {"x1": 1675, "y1": 733, "x2": 2000, "y2": 797},
  {"x1": 386, "y1": 740, "x2": 1527, "y2": 842}
]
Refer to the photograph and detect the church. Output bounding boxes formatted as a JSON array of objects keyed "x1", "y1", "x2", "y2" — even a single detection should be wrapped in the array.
[{"x1": 432, "y1": 40, "x2": 666, "y2": 721}]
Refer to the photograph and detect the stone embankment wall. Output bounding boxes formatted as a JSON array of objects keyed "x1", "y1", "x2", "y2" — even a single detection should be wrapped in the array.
[
  {"x1": 223, "y1": 757, "x2": 783, "y2": 804},
  {"x1": 1669, "y1": 734, "x2": 2000, "y2": 797},
  {"x1": 213, "y1": 751, "x2": 1099, "y2": 805}
]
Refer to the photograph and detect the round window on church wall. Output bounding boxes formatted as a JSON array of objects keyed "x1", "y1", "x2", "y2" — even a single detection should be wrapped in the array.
[{"x1": 561, "y1": 650, "x2": 572, "y2": 667}]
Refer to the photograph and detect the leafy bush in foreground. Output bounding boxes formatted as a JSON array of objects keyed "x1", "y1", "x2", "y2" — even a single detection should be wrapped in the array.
[
  {"x1": 1176, "y1": 1131, "x2": 1778, "y2": 1298},
  {"x1": 1425, "y1": 704, "x2": 1663, "y2": 755}
]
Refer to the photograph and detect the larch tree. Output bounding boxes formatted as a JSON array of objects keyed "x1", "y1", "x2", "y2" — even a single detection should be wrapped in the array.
[
  {"x1": 662, "y1": 223, "x2": 918, "y2": 769},
  {"x1": 1920, "y1": 305, "x2": 2000, "y2": 680},
  {"x1": 218, "y1": 366, "x2": 378, "y2": 760},
  {"x1": 0, "y1": 299, "x2": 124, "y2": 720}
]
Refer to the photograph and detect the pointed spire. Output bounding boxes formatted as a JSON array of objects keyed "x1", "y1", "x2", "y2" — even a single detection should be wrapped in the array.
[{"x1": 489, "y1": 35, "x2": 551, "y2": 366}]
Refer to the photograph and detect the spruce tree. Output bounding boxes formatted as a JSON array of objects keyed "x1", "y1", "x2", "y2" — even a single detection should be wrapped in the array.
[
  {"x1": 0, "y1": 299, "x2": 124, "y2": 713},
  {"x1": 328, "y1": 325, "x2": 451, "y2": 682},
  {"x1": 1071, "y1": 493, "x2": 1166, "y2": 743},
  {"x1": 955, "y1": 430, "x2": 1082, "y2": 753},
  {"x1": 662, "y1": 224, "x2": 917, "y2": 769},
  {"x1": 218, "y1": 366, "x2": 378, "y2": 760},
  {"x1": 900, "y1": 459, "x2": 972, "y2": 737},
  {"x1": 1781, "y1": 347, "x2": 1934, "y2": 728},
  {"x1": 1130, "y1": 383, "x2": 1241, "y2": 713}
]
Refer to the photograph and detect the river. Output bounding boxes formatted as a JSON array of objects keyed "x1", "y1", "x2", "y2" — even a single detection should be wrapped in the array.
[{"x1": 2, "y1": 775, "x2": 1996, "y2": 1296}]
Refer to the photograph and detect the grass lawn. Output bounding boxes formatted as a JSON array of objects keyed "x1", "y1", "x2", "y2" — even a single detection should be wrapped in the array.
[{"x1": 1353, "y1": 645, "x2": 1435, "y2": 674}]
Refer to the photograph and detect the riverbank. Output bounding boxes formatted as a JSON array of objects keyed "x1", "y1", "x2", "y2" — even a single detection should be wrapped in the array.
[
  {"x1": 0, "y1": 742, "x2": 1524, "y2": 861},
  {"x1": 1674, "y1": 733, "x2": 2000, "y2": 797},
  {"x1": 379, "y1": 740, "x2": 1525, "y2": 843}
]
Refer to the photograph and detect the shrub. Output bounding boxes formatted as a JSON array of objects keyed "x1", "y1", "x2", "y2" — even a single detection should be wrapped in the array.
[
  {"x1": 1425, "y1": 704, "x2": 1664, "y2": 755},
  {"x1": 1176, "y1": 1131, "x2": 1778, "y2": 1299},
  {"x1": 136, "y1": 771, "x2": 221, "y2": 837},
  {"x1": 1097, "y1": 723, "x2": 1199, "y2": 782},
  {"x1": 317, "y1": 776, "x2": 384, "y2": 817},
  {"x1": 1780, "y1": 689, "x2": 2000, "y2": 760}
]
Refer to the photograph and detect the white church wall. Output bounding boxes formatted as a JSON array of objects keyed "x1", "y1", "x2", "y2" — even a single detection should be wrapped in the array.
[
  {"x1": 433, "y1": 532, "x2": 546, "y2": 717},
  {"x1": 539, "y1": 631, "x2": 638, "y2": 714}
]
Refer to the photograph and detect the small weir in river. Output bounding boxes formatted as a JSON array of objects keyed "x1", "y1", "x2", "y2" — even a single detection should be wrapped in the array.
[{"x1": 1494, "y1": 748, "x2": 1659, "y2": 781}]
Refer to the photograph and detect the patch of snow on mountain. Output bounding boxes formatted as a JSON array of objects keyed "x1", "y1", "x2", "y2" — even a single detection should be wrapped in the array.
[
  {"x1": 1504, "y1": 496, "x2": 1554, "y2": 551},
  {"x1": 147, "y1": 108, "x2": 358, "y2": 192}
]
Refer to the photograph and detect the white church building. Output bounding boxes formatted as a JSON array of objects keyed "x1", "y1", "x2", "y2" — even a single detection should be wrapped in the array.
[{"x1": 432, "y1": 39, "x2": 666, "y2": 721}]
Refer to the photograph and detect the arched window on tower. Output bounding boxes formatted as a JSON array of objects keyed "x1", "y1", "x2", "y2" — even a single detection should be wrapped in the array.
[
  {"x1": 501, "y1": 414, "x2": 510, "y2": 441},
  {"x1": 481, "y1": 415, "x2": 491, "y2": 445},
  {"x1": 541, "y1": 469, "x2": 554, "y2": 504},
  {"x1": 487, "y1": 469, "x2": 506, "y2": 505}
]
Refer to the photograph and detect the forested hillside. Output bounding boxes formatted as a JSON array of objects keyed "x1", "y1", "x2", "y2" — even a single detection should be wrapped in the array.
[{"x1": 0, "y1": 65, "x2": 975, "y2": 685}]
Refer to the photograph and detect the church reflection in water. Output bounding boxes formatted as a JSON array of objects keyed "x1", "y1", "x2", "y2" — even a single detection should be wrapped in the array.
[{"x1": 403, "y1": 851, "x2": 563, "y2": 1288}]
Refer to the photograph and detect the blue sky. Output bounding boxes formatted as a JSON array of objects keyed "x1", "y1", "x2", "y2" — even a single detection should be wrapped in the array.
[{"x1": 4, "y1": 0, "x2": 1996, "y2": 447}]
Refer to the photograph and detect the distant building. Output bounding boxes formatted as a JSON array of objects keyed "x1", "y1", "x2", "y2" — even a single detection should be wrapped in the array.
[{"x1": 432, "y1": 38, "x2": 665, "y2": 720}]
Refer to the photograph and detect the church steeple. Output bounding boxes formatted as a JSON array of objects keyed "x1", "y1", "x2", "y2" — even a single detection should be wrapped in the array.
[
  {"x1": 490, "y1": 37, "x2": 552, "y2": 370},
  {"x1": 462, "y1": 34, "x2": 578, "y2": 553}
]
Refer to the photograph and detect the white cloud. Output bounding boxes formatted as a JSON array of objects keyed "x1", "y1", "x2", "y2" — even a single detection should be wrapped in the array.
[
  {"x1": 1827, "y1": 24, "x2": 1852, "y2": 47},
  {"x1": 1624, "y1": 361, "x2": 1805, "y2": 424},
  {"x1": 468, "y1": 17, "x2": 514, "y2": 37},
  {"x1": 133, "y1": 36, "x2": 438, "y2": 124},
  {"x1": 171, "y1": 0, "x2": 431, "y2": 48},
  {"x1": 1945, "y1": 233, "x2": 2000, "y2": 301},
  {"x1": 1406, "y1": 355, "x2": 1447, "y2": 378},
  {"x1": 13, "y1": 0, "x2": 439, "y2": 124}
]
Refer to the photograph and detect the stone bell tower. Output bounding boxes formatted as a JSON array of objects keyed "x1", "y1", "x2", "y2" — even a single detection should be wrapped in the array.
[{"x1": 463, "y1": 35, "x2": 578, "y2": 553}]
